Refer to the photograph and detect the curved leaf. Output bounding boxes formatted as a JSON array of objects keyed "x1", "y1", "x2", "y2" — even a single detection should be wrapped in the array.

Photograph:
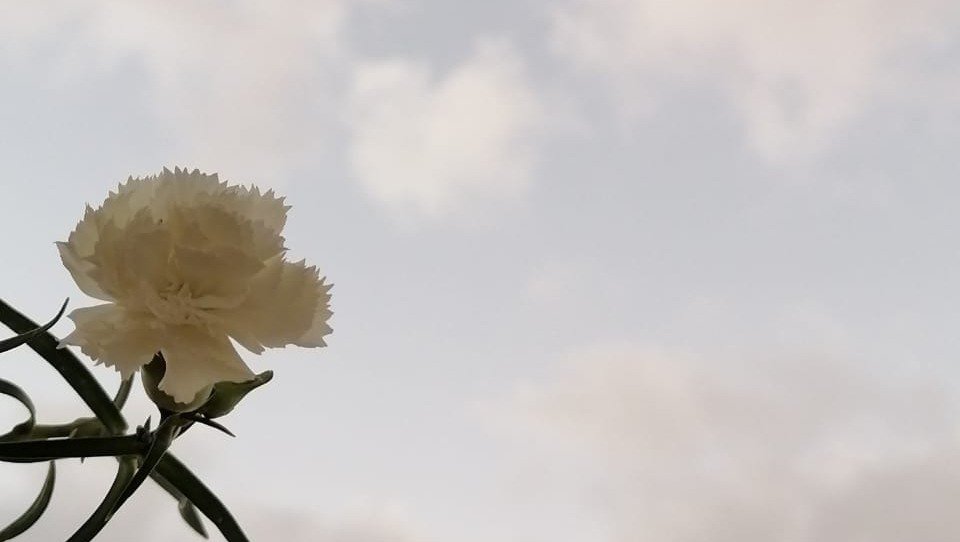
[
  {"x1": 28, "y1": 418, "x2": 102, "y2": 440},
  {"x1": 148, "y1": 471, "x2": 208, "y2": 538},
  {"x1": 0, "y1": 299, "x2": 126, "y2": 435},
  {"x1": 0, "y1": 299, "x2": 67, "y2": 354},
  {"x1": 155, "y1": 453, "x2": 249, "y2": 542},
  {"x1": 0, "y1": 461, "x2": 56, "y2": 541},
  {"x1": 0, "y1": 379, "x2": 35, "y2": 442},
  {"x1": 177, "y1": 496, "x2": 209, "y2": 539},
  {"x1": 66, "y1": 456, "x2": 136, "y2": 542},
  {"x1": 0, "y1": 435, "x2": 146, "y2": 463}
]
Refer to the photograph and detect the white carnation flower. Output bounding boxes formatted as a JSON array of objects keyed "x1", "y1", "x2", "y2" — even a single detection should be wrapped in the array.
[{"x1": 57, "y1": 167, "x2": 332, "y2": 404}]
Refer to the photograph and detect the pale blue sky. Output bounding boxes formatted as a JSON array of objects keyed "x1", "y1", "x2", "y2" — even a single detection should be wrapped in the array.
[{"x1": 2, "y1": 1, "x2": 960, "y2": 541}]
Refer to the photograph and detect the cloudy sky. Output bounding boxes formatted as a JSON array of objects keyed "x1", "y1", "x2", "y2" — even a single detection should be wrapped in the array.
[{"x1": 1, "y1": 1, "x2": 960, "y2": 540}]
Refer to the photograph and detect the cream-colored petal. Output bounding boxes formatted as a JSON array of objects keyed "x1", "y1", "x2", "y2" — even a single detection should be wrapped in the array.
[
  {"x1": 56, "y1": 242, "x2": 113, "y2": 301},
  {"x1": 171, "y1": 243, "x2": 263, "y2": 301},
  {"x1": 60, "y1": 304, "x2": 161, "y2": 380},
  {"x1": 159, "y1": 327, "x2": 255, "y2": 403},
  {"x1": 218, "y1": 257, "x2": 332, "y2": 353},
  {"x1": 66, "y1": 205, "x2": 102, "y2": 259},
  {"x1": 59, "y1": 178, "x2": 161, "y2": 300},
  {"x1": 168, "y1": 202, "x2": 284, "y2": 263},
  {"x1": 148, "y1": 168, "x2": 288, "y2": 236},
  {"x1": 86, "y1": 208, "x2": 173, "y2": 300},
  {"x1": 221, "y1": 184, "x2": 289, "y2": 236},
  {"x1": 148, "y1": 168, "x2": 227, "y2": 219},
  {"x1": 295, "y1": 279, "x2": 333, "y2": 348},
  {"x1": 152, "y1": 169, "x2": 288, "y2": 256},
  {"x1": 98, "y1": 175, "x2": 158, "y2": 228}
]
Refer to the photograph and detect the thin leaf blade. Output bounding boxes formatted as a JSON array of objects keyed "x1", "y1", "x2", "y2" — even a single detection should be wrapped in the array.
[
  {"x1": 155, "y1": 453, "x2": 249, "y2": 542},
  {"x1": 0, "y1": 379, "x2": 35, "y2": 442},
  {"x1": 148, "y1": 471, "x2": 208, "y2": 538},
  {"x1": 0, "y1": 299, "x2": 67, "y2": 354},
  {"x1": 66, "y1": 456, "x2": 136, "y2": 542},
  {"x1": 0, "y1": 461, "x2": 56, "y2": 541}
]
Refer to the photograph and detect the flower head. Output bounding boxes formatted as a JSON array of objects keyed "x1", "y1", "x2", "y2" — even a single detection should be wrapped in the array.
[{"x1": 58, "y1": 167, "x2": 332, "y2": 404}]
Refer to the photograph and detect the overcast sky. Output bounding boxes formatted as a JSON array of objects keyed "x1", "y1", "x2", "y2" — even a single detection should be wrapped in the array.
[{"x1": 2, "y1": 1, "x2": 960, "y2": 541}]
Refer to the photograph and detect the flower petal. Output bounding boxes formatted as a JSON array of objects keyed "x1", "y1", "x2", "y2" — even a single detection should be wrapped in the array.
[
  {"x1": 60, "y1": 304, "x2": 161, "y2": 380},
  {"x1": 171, "y1": 243, "x2": 264, "y2": 302},
  {"x1": 148, "y1": 167, "x2": 226, "y2": 216},
  {"x1": 154, "y1": 169, "x2": 289, "y2": 236},
  {"x1": 159, "y1": 328, "x2": 255, "y2": 403},
  {"x1": 295, "y1": 279, "x2": 334, "y2": 348},
  {"x1": 221, "y1": 184, "x2": 289, "y2": 237},
  {"x1": 86, "y1": 208, "x2": 173, "y2": 301},
  {"x1": 56, "y1": 242, "x2": 113, "y2": 301},
  {"x1": 59, "y1": 178, "x2": 163, "y2": 301},
  {"x1": 219, "y1": 257, "x2": 332, "y2": 353},
  {"x1": 168, "y1": 201, "x2": 284, "y2": 267}
]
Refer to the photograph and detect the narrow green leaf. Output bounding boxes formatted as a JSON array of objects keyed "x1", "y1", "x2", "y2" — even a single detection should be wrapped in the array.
[
  {"x1": 0, "y1": 435, "x2": 146, "y2": 463},
  {"x1": 182, "y1": 413, "x2": 235, "y2": 437},
  {"x1": 155, "y1": 453, "x2": 249, "y2": 542},
  {"x1": 148, "y1": 471, "x2": 208, "y2": 538},
  {"x1": 0, "y1": 299, "x2": 126, "y2": 435},
  {"x1": 0, "y1": 299, "x2": 67, "y2": 354},
  {"x1": 0, "y1": 379, "x2": 35, "y2": 442},
  {"x1": 28, "y1": 418, "x2": 102, "y2": 440},
  {"x1": 0, "y1": 461, "x2": 56, "y2": 541},
  {"x1": 66, "y1": 456, "x2": 136, "y2": 542},
  {"x1": 177, "y1": 492, "x2": 210, "y2": 539}
]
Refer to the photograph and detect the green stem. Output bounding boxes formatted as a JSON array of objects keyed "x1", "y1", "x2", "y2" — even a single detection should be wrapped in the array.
[{"x1": 0, "y1": 435, "x2": 146, "y2": 462}]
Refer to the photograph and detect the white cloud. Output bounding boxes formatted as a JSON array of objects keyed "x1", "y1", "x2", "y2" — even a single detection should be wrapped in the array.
[
  {"x1": 1, "y1": 5, "x2": 548, "y2": 217},
  {"x1": 493, "y1": 343, "x2": 960, "y2": 541},
  {"x1": 346, "y1": 40, "x2": 544, "y2": 219},
  {"x1": 0, "y1": 1, "x2": 347, "y2": 182},
  {"x1": 551, "y1": 0, "x2": 958, "y2": 161}
]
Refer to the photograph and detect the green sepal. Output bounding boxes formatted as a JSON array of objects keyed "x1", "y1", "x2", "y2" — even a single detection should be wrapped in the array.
[
  {"x1": 200, "y1": 371, "x2": 273, "y2": 419},
  {"x1": 141, "y1": 354, "x2": 213, "y2": 413},
  {"x1": 0, "y1": 379, "x2": 35, "y2": 442},
  {"x1": 0, "y1": 461, "x2": 55, "y2": 541}
]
